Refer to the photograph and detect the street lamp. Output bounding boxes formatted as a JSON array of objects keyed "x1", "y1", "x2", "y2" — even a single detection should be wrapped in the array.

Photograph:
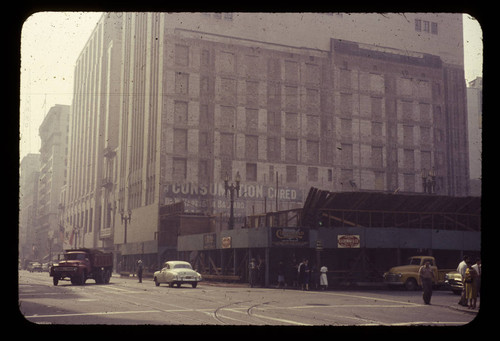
[
  {"x1": 120, "y1": 209, "x2": 132, "y2": 244},
  {"x1": 224, "y1": 171, "x2": 241, "y2": 230}
]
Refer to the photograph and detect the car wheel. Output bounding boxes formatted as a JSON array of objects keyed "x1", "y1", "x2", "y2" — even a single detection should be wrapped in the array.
[
  {"x1": 405, "y1": 278, "x2": 418, "y2": 291},
  {"x1": 154, "y1": 278, "x2": 160, "y2": 286},
  {"x1": 169, "y1": 282, "x2": 174, "y2": 288},
  {"x1": 53, "y1": 277, "x2": 59, "y2": 286},
  {"x1": 192, "y1": 282, "x2": 197, "y2": 288}
]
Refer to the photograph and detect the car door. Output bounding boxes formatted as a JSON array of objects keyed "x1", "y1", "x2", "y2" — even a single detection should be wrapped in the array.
[{"x1": 159, "y1": 266, "x2": 169, "y2": 282}]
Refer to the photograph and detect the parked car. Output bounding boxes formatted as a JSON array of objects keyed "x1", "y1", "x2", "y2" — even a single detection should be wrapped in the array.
[
  {"x1": 444, "y1": 271, "x2": 463, "y2": 295},
  {"x1": 27, "y1": 262, "x2": 43, "y2": 272},
  {"x1": 154, "y1": 261, "x2": 202, "y2": 288}
]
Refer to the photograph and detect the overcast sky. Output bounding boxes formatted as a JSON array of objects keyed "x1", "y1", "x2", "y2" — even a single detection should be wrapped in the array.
[{"x1": 19, "y1": 12, "x2": 483, "y2": 161}]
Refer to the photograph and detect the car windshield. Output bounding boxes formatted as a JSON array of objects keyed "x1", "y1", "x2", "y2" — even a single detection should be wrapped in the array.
[
  {"x1": 64, "y1": 253, "x2": 86, "y2": 261},
  {"x1": 173, "y1": 263, "x2": 192, "y2": 269},
  {"x1": 409, "y1": 258, "x2": 421, "y2": 265}
]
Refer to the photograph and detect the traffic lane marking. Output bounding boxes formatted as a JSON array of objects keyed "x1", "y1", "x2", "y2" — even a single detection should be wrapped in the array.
[
  {"x1": 25, "y1": 310, "x2": 161, "y2": 319},
  {"x1": 304, "y1": 290, "x2": 423, "y2": 306}
]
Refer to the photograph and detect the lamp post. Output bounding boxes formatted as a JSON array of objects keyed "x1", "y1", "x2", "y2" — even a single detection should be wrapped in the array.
[
  {"x1": 120, "y1": 209, "x2": 132, "y2": 244},
  {"x1": 224, "y1": 171, "x2": 241, "y2": 230}
]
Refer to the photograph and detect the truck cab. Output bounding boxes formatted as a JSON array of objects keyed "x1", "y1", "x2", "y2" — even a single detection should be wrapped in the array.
[{"x1": 383, "y1": 256, "x2": 442, "y2": 291}]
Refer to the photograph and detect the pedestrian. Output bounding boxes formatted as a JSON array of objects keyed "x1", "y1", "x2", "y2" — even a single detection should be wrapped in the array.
[
  {"x1": 277, "y1": 260, "x2": 286, "y2": 289},
  {"x1": 290, "y1": 261, "x2": 299, "y2": 288},
  {"x1": 249, "y1": 258, "x2": 257, "y2": 288},
  {"x1": 457, "y1": 255, "x2": 470, "y2": 306},
  {"x1": 471, "y1": 258, "x2": 481, "y2": 297},
  {"x1": 320, "y1": 265, "x2": 328, "y2": 290},
  {"x1": 298, "y1": 259, "x2": 309, "y2": 291},
  {"x1": 464, "y1": 261, "x2": 478, "y2": 309},
  {"x1": 418, "y1": 260, "x2": 434, "y2": 305},
  {"x1": 257, "y1": 257, "x2": 266, "y2": 287},
  {"x1": 137, "y1": 260, "x2": 143, "y2": 283}
]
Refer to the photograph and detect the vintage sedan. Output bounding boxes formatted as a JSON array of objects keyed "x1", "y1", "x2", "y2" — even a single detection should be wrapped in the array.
[
  {"x1": 444, "y1": 271, "x2": 463, "y2": 295},
  {"x1": 154, "y1": 261, "x2": 202, "y2": 288}
]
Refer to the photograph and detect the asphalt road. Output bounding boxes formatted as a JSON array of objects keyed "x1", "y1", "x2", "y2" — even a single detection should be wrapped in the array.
[{"x1": 19, "y1": 270, "x2": 478, "y2": 326}]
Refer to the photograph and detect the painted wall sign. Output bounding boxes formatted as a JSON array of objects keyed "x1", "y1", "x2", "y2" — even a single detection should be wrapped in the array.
[
  {"x1": 337, "y1": 234, "x2": 361, "y2": 248},
  {"x1": 271, "y1": 228, "x2": 309, "y2": 247}
]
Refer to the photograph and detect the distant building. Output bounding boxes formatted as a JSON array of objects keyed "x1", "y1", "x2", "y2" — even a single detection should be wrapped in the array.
[
  {"x1": 467, "y1": 77, "x2": 482, "y2": 196},
  {"x1": 37, "y1": 104, "x2": 70, "y2": 260},
  {"x1": 19, "y1": 153, "x2": 40, "y2": 264},
  {"x1": 65, "y1": 13, "x2": 471, "y2": 269}
]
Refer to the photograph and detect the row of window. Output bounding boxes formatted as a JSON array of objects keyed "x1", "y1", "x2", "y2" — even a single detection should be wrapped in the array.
[
  {"x1": 415, "y1": 19, "x2": 438, "y2": 34},
  {"x1": 171, "y1": 143, "x2": 435, "y2": 183}
]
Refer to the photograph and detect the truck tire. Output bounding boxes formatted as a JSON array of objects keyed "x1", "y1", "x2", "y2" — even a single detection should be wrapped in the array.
[
  {"x1": 96, "y1": 270, "x2": 105, "y2": 284},
  {"x1": 405, "y1": 278, "x2": 418, "y2": 291},
  {"x1": 53, "y1": 277, "x2": 59, "y2": 286},
  {"x1": 104, "y1": 270, "x2": 111, "y2": 284}
]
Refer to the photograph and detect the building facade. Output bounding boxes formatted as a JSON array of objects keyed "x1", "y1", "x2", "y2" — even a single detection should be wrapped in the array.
[
  {"x1": 63, "y1": 13, "x2": 123, "y2": 253},
  {"x1": 64, "y1": 13, "x2": 470, "y2": 269},
  {"x1": 36, "y1": 104, "x2": 70, "y2": 260},
  {"x1": 467, "y1": 77, "x2": 482, "y2": 196},
  {"x1": 19, "y1": 153, "x2": 40, "y2": 265}
]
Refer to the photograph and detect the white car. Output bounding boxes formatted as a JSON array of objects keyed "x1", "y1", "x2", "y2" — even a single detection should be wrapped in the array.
[{"x1": 153, "y1": 261, "x2": 202, "y2": 288}]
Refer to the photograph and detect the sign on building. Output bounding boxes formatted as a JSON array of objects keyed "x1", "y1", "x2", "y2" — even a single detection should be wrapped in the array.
[
  {"x1": 337, "y1": 235, "x2": 360, "y2": 248},
  {"x1": 271, "y1": 228, "x2": 309, "y2": 247}
]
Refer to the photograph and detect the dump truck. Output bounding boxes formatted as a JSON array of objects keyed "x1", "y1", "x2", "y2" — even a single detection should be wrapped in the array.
[
  {"x1": 50, "y1": 248, "x2": 113, "y2": 286},
  {"x1": 383, "y1": 256, "x2": 454, "y2": 291}
]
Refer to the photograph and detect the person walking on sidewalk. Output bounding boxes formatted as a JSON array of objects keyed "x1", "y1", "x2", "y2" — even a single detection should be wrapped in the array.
[
  {"x1": 319, "y1": 265, "x2": 328, "y2": 290},
  {"x1": 457, "y1": 255, "x2": 469, "y2": 306},
  {"x1": 137, "y1": 260, "x2": 144, "y2": 283},
  {"x1": 464, "y1": 262, "x2": 478, "y2": 309},
  {"x1": 419, "y1": 260, "x2": 435, "y2": 305}
]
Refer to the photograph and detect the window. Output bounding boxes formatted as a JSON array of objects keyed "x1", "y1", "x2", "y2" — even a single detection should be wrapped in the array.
[
  {"x1": 307, "y1": 140, "x2": 319, "y2": 164},
  {"x1": 285, "y1": 138, "x2": 298, "y2": 162},
  {"x1": 246, "y1": 108, "x2": 258, "y2": 131},
  {"x1": 220, "y1": 133, "x2": 234, "y2": 158},
  {"x1": 423, "y1": 21, "x2": 430, "y2": 32},
  {"x1": 175, "y1": 45, "x2": 189, "y2": 66},
  {"x1": 173, "y1": 158, "x2": 187, "y2": 181},
  {"x1": 372, "y1": 147, "x2": 383, "y2": 168},
  {"x1": 308, "y1": 167, "x2": 318, "y2": 182},
  {"x1": 174, "y1": 101, "x2": 188, "y2": 124},
  {"x1": 285, "y1": 60, "x2": 299, "y2": 82},
  {"x1": 175, "y1": 72, "x2": 189, "y2": 95},
  {"x1": 201, "y1": 49, "x2": 210, "y2": 66},
  {"x1": 245, "y1": 135, "x2": 258, "y2": 160},
  {"x1": 431, "y1": 22, "x2": 438, "y2": 34},
  {"x1": 246, "y1": 163, "x2": 257, "y2": 181},
  {"x1": 173, "y1": 129, "x2": 187, "y2": 154},
  {"x1": 220, "y1": 106, "x2": 235, "y2": 129},
  {"x1": 286, "y1": 165, "x2": 297, "y2": 183},
  {"x1": 415, "y1": 19, "x2": 421, "y2": 32},
  {"x1": 285, "y1": 112, "x2": 298, "y2": 133},
  {"x1": 267, "y1": 137, "x2": 280, "y2": 161}
]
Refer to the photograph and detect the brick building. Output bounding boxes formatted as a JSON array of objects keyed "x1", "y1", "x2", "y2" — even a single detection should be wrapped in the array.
[{"x1": 63, "y1": 13, "x2": 470, "y2": 269}]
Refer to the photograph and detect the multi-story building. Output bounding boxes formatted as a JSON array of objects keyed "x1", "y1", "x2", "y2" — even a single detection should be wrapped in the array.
[
  {"x1": 467, "y1": 77, "x2": 482, "y2": 196},
  {"x1": 65, "y1": 13, "x2": 470, "y2": 269},
  {"x1": 19, "y1": 153, "x2": 40, "y2": 264},
  {"x1": 37, "y1": 104, "x2": 70, "y2": 260},
  {"x1": 63, "y1": 13, "x2": 122, "y2": 254}
]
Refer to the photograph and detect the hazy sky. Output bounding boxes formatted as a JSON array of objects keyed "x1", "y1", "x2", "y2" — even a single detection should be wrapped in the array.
[{"x1": 19, "y1": 12, "x2": 483, "y2": 161}]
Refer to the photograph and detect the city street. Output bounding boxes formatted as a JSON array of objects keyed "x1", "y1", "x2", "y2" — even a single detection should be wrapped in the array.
[{"x1": 19, "y1": 270, "x2": 478, "y2": 326}]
